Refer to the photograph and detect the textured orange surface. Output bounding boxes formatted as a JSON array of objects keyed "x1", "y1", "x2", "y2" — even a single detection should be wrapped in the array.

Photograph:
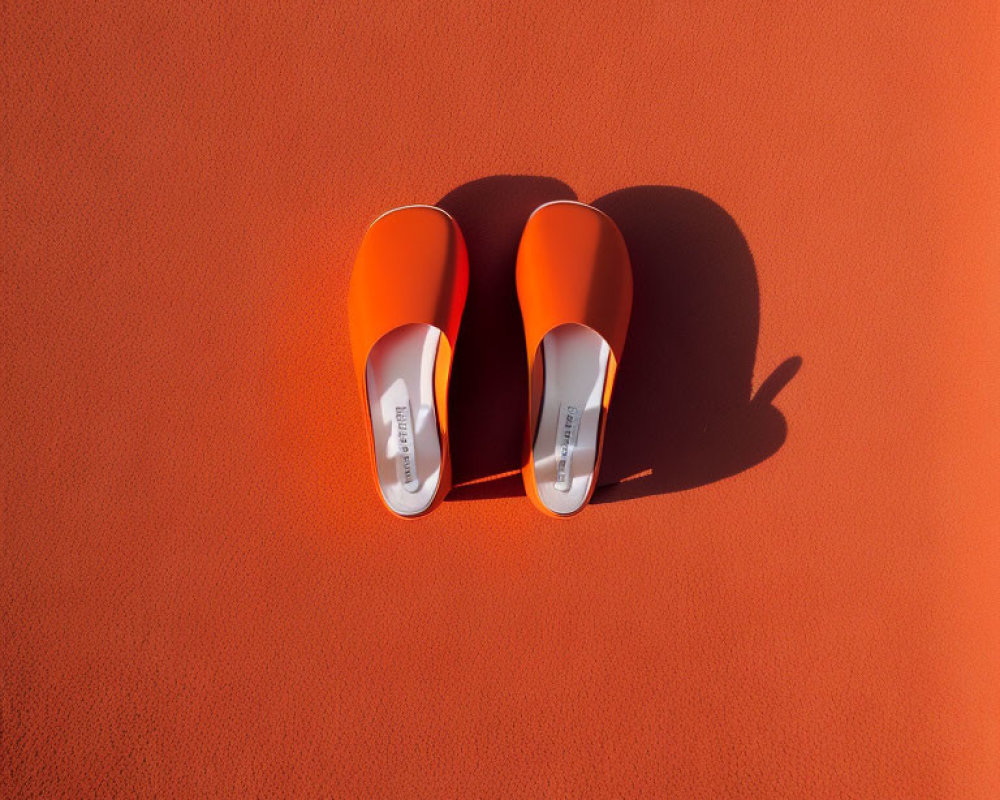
[{"x1": 4, "y1": 2, "x2": 999, "y2": 797}]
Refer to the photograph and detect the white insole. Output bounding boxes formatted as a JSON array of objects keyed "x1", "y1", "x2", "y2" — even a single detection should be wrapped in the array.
[
  {"x1": 532, "y1": 324, "x2": 610, "y2": 515},
  {"x1": 365, "y1": 324, "x2": 442, "y2": 516}
]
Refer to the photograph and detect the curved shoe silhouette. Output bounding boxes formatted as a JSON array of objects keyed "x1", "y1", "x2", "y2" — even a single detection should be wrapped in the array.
[
  {"x1": 516, "y1": 201, "x2": 633, "y2": 516},
  {"x1": 348, "y1": 205, "x2": 469, "y2": 517}
]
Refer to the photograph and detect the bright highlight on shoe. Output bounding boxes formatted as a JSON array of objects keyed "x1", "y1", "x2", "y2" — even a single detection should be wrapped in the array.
[
  {"x1": 349, "y1": 206, "x2": 468, "y2": 518},
  {"x1": 516, "y1": 201, "x2": 633, "y2": 517}
]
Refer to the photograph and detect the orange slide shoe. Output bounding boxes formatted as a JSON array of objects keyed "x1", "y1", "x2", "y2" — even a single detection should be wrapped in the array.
[
  {"x1": 516, "y1": 201, "x2": 633, "y2": 517},
  {"x1": 348, "y1": 206, "x2": 469, "y2": 517}
]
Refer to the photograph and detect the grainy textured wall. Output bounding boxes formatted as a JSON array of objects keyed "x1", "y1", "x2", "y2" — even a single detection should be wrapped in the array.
[{"x1": 4, "y1": 1, "x2": 998, "y2": 797}]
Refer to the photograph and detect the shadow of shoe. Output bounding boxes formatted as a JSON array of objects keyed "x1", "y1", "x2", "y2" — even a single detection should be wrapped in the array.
[
  {"x1": 437, "y1": 176, "x2": 576, "y2": 500},
  {"x1": 590, "y1": 186, "x2": 801, "y2": 502}
]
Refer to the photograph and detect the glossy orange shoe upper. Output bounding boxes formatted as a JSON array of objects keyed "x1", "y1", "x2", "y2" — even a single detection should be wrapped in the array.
[
  {"x1": 515, "y1": 201, "x2": 633, "y2": 516},
  {"x1": 348, "y1": 205, "x2": 469, "y2": 516}
]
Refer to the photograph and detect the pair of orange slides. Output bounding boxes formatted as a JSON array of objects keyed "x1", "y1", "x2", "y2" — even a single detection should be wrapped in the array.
[{"x1": 349, "y1": 201, "x2": 633, "y2": 519}]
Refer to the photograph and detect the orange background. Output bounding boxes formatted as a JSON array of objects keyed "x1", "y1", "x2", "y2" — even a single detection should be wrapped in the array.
[{"x1": 4, "y1": 2, "x2": 999, "y2": 797}]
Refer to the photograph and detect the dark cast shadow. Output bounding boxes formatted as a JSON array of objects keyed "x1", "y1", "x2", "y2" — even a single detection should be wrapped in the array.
[
  {"x1": 437, "y1": 176, "x2": 576, "y2": 500},
  {"x1": 436, "y1": 177, "x2": 799, "y2": 503},
  {"x1": 591, "y1": 187, "x2": 800, "y2": 501}
]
